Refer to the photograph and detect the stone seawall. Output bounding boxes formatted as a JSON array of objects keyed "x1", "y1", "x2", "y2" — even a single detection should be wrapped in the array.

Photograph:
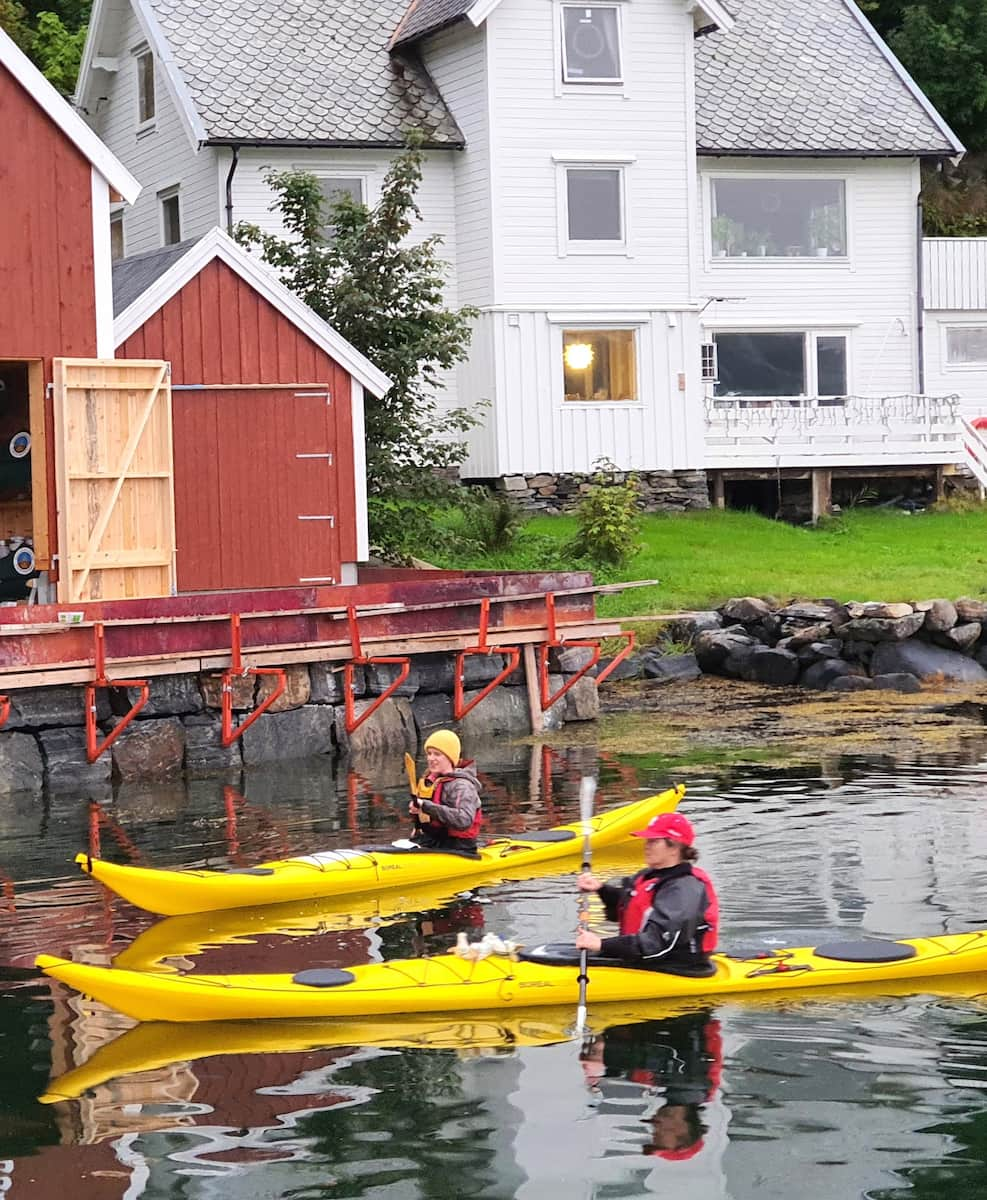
[
  {"x1": 0, "y1": 649, "x2": 599, "y2": 798},
  {"x1": 613, "y1": 596, "x2": 987, "y2": 693}
]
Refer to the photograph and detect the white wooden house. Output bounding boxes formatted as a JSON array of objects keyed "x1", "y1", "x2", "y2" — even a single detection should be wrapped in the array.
[{"x1": 74, "y1": 0, "x2": 973, "y2": 513}]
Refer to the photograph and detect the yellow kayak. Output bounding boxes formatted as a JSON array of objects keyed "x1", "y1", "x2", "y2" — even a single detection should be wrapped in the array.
[
  {"x1": 75, "y1": 787, "x2": 684, "y2": 916},
  {"x1": 39, "y1": 975, "x2": 987, "y2": 1104},
  {"x1": 37, "y1": 929, "x2": 987, "y2": 1023}
]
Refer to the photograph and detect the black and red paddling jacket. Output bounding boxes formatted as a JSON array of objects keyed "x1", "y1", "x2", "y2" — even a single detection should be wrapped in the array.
[{"x1": 598, "y1": 863, "x2": 719, "y2": 969}]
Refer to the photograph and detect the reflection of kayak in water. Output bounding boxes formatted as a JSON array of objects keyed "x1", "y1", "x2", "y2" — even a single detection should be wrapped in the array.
[
  {"x1": 39, "y1": 1009, "x2": 580, "y2": 1103},
  {"x1": 75, "y1": 787, "x2": 684, "y2": 916},
  {"x1": 37, "y1": 930, "x2": 987, "y2": 1023},
  {"x1": 112, "y1": 839, "x2": 657, "y2": 973},
  {"x1": 39, "y1": 975, "x2": 987, "y2": 1105}
]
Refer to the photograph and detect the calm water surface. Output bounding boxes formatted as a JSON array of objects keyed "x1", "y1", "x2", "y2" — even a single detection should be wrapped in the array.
[{"x1": 2, "y1": 739, "x2": 987, "y2": 1198}]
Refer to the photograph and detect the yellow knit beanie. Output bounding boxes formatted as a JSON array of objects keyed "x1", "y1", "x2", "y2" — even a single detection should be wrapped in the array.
[{"x1": 424, "y1": 729, "x2": 461, "y2": 767}]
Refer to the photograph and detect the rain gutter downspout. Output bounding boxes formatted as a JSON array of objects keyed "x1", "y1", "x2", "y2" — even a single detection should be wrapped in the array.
[
  {"x1": 916, "y1": 191, "x2": 926, "y2": 394},
  {"x1": 225, "y1": 145, "x2": 240, "y2": 235}
]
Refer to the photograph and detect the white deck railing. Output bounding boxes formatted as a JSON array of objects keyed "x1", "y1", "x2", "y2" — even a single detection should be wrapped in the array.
[{"x1": 704, "y1": 393, "x2": 964, "y2": 469}]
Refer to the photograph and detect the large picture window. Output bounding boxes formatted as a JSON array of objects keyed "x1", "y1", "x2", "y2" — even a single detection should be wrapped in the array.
[
  {"x1": 713, "y1": 332, "x2": 847, "y2": 399},
  {"x1": 561, "y1": 5, "x2": 622, "y2": 82},
  {"x1": 711, "y1": 178, "x2": 847, "y2": 259},
  {"x1": 563, "y1": 329, "x2": 637, "y2": 402},
  {"x1": 565, "y1": 166, "x2": 623, "y2": 246},
  {"x1": 946, "y1": 326, "x2": 987, "y2": 366}
]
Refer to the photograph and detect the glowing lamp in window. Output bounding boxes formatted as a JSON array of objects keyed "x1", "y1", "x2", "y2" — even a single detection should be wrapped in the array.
[
  {"x1": 563, "y1": 329, "x2": 638, "y2": 402},
  {"x1": 564, "y1": 342, "x2": 595, "y2": 371}
]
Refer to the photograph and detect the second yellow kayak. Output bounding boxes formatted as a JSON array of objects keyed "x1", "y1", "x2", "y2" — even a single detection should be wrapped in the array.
[{"x1": 76, "y1": 786, "x2": 684, "y2": 916}]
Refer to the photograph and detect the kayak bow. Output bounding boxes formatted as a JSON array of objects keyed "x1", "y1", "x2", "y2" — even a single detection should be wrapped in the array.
[
  {"x1": 37, "y1": 929, "x2": 987, "y2": 1024},
  {"x1": 74, "y1": 786, "x2": 684, "y2": 916}
]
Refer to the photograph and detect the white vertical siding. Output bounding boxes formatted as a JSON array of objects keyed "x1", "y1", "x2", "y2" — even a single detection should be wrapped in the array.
[
  {"x1": 472, "y1": 309, "x2": 702, "y2": 476},
  {"x1": 423, "y1": 24, "x2": 493, "y2": 307},
  {"x1": 87, "y1": 2, "x2": 219, "y2": 255},
  {"x1": 486, "y1": 0, "x2": 695, "y2": 306},
  {"x1": 698, "y1": 157, "x2": 922, "y2": 397},
  {"x1": 924, "y1": 238, "x2": 987, "y2": 309}
]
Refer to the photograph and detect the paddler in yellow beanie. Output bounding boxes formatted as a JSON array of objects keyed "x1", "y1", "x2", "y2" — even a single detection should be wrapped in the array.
[{"x1": 407, "y1": 729, "x2": 483, "y2": 854}]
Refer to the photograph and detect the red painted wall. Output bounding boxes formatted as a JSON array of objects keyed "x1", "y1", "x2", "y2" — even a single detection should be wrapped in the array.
[
  {"x1": 0, "y1": 63, "x2": 102, "y2": 574},
  {"x1": 119, "y1": 260, "x2": 359, "y2": 591},
  {"x1": 0, "y1": 65, "x2": 98, "y2": 359}
]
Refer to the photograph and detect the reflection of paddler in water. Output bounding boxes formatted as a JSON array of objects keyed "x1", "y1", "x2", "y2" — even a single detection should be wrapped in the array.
[
  {"x1": 407, "y1": 730, "x2": 483, "y2": 854},
  {"x1": 580, "y1": 1008, "x2": 723, "y2": 1161}
]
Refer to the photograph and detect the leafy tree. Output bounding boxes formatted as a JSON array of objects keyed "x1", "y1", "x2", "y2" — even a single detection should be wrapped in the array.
[
  {"x1": 31, "y1": 11, "x2": 86, "y2": 93},
  {"x1": 235, "y1": 136, "x2": 479, "y2": 553},
  {"x1": 1, "y1": 0, "x2": 88, "y2": 93},
  {"x1": 859, "y1": 2, "x2": 987, "y2": 154},
  {"x1": 0, "y1": 0, "x2": 34, "y2": 52}
]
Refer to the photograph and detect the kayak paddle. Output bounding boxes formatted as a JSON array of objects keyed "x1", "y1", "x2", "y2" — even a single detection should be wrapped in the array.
[{"x1": 575, "y1": 774, "x2": 597, "y2": 1036}]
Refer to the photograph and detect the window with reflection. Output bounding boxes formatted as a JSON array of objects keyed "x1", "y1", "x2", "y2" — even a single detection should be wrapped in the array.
[
  {"x1": 563, "y1": 329, "x2": 637, "y2": 401},
  {"x1": 711, "y1": 178, "x2": 847, "y2": 259},
  {"x1": 713, "y1": 331, "x2": 847, "y2": 399},
  {"x1": 561, "y1": 5, "x2": 622, "y2": 82},
  {"x1": 946, "y1": 326, "x2": 987, "y2": 365}
]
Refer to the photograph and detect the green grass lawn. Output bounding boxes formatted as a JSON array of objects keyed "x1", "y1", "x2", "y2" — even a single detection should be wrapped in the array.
[{"x1": 433, "y1": 507, "x2": 987, "y2": 616}]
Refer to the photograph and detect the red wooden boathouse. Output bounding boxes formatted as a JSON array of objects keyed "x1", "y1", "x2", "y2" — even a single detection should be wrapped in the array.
[
  {"x1": 112, "y1": 228, "x2": 390, "y2": 593},
  {"x1": 0, "y1": 27, "x2": 139, "y2": 584}
]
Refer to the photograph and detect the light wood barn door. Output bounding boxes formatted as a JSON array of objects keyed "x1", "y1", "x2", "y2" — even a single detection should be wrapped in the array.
[{"x1": 53, "y1": 358, "x2": 176, "y2": 602}]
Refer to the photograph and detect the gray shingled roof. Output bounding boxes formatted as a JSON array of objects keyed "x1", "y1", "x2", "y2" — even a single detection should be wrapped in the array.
[
  {"x1": 391, "y1": 0, "x2": 476, "y2": 49},
  {"x1": 694, "y1": 0, "x2": 959, "y2": 156},
  {"x1": 143, "y1": 0, "x2": 463, "y2": 146},
  {"x1": 112, "y1": 238, "x2": 199, "y2": 315}
]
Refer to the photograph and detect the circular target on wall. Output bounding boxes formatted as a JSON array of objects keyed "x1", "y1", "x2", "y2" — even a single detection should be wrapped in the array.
[
  {"x1": 571, "y1": 23, "x2": 607, "y2": 61},
  {"x1": 9, "y1": 431, "x2": 30, "y2": 459},
  {"x1": 12, "y1": 545, "x2": 35, "y2": 576}
]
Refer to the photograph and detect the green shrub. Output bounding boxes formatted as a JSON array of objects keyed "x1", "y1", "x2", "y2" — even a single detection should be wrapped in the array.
[
  {"x1": 461, "y1": 488, "x2": 527, "y2": 553},
  {"x1": 569, "y1": 461, "x2": 642, "y2": 568}
]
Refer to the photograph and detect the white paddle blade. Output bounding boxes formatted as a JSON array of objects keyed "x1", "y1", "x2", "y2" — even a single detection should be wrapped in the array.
[{"x1": 579, "y1": 776, "x2": 597, "y2": 827}]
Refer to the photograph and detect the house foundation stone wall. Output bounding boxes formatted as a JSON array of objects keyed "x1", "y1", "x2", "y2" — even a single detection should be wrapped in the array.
[{"x1": 488, "y1": 470, "x2": 711, "y2": 513}]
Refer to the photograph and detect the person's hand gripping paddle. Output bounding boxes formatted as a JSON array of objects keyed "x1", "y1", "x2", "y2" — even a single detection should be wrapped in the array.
[
  {"x1": 575, "y1": 774, "x2": 597, "y2": 1036},
  {"x1": 405, "y1": 752, "x2": 428, "y2": 836}
]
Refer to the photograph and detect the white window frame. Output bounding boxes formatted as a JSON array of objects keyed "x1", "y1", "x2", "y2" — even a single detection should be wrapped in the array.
[
  {"x1": 554, "y1": 155, "x2": 634, "y2": 256},
  {"x1": 941, "y1": 320, "x2": 987, "y2": 371},
  {"x1": 549, "y1": 318, "x2": 645, "y2": 406},
  {"x1": 559, "y1": 3, "x2": 624, "y2": 85},
  {"x1": 708, "y1": 327, "x2": 853, "y2": 400},
  {"x1": 158, "y1": 185, "x2": 182, "y2": 247},
  {"x1": 704, "y1": 171, "x2": 853, "y2": 267},
  {"x1": 109, "y1": 208, "x2": 125, "y2": 261},
  {"x1": 133, "y1": 44, "x2": 155, "y2": 131}
]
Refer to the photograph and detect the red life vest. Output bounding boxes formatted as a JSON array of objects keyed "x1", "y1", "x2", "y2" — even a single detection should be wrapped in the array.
[
  {"x1": 431, "y1": 775, "x2": 483, "y2": 840},
  {"x1": 619, "y1": 866, "x2": 719, "y2": 953}
]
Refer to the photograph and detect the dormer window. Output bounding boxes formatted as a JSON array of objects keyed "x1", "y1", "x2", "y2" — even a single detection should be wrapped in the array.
[
  {"x1": 561, "y1": 6, "x2": 622, "y2": 83},
  {"x1": 135, "y1": 46, "x2": 155, "y2": 127}
]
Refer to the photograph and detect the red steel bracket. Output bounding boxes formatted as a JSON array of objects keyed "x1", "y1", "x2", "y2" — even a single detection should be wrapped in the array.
[
  {"x1": 85, "y1": 622, "x2": 150, "y2": 764},
  {"x1": 221, "y1": 613, "x2": 287, "y2": 747},
  {"x1": 0, "y1": 696, "x2": 9, "y2": 730},
  {"x1": 343, "y1": 605, "x2": 411, "y2": 734},
  {"x1": 453, "y1": 597, "x2": 521, "y2": 719},
  {"x1": 538, "y1": 593, "x2": 637, "y2": 711}
]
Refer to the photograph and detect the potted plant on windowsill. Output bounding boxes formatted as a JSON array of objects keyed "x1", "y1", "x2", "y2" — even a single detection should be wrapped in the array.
[
  {"x1": 745, "y1": 228, "x2": 773, "y2": 257},
  {"x1": 712, "y1": 215, "x2": 744, "y2": 258},
  {"x1": 809, "y1": 204, "x2": 843, "y2": 258}
]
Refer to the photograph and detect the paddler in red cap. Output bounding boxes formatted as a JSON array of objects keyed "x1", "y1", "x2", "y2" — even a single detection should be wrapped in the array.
[{"x1": 575, "y1": 812, "x2": 719, "y2": 973}]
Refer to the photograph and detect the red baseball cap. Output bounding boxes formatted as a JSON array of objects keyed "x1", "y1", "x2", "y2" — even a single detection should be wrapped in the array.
[{"x1": 632, "y1": 813, "x2": 696, "y2": 845}]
